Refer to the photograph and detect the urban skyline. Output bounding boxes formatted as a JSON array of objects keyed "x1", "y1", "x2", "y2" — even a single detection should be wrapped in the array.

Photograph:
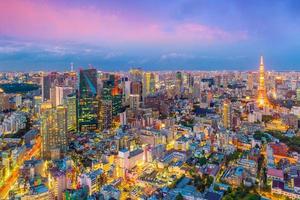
[{"x1": 2, "y1": 1, "x2": 300, "y2": 200}]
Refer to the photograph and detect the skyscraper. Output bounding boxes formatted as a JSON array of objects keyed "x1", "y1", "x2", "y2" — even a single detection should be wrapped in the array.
[
  {"x1": 55, "y1": 86, "x2": 74, "y2": 106},
  {"x1": 129, "y1": 68, "x2": 143, "y2": 82},
  {"x1": 78, "y1": 69, "x2": 99, "y2": 131},
  {"x1": 176, "y1": 71, "x2": 183, "y2": 92},
  {"x1": 130, "y1": 81, "x2": 143, "y2": 101},
  {"x1": 143, "y1": 72, "x2": 155, "y2": 97},
  {"x1": 101, "y1": 74, "x2": 123, "y2": 116},
  {"x1": 66, "y1": 94, "x2": 77, "y2": 131},
  {"x1": 223, "y1": 99, "x2": 232, "y2": 129},
  {"x1": 257, "y1": 56, "x2": 269, "y2": 108},
  {"x1": 41, "y1": 103, "x2": 67, "y2": 160},
  {"x1": 33, "y1": 96, "x2": 42, "y2": 116},
  {"x1": 296, "y1": 88, "x2": 300, "y2": 102},
  {"x1": 0, "y1": 89, "x2": 9, "y2": 112},
  {"x1": 247, "y1": 72, "x2": 254, "y2": 91},
  {"x1": 99, "y1": 100, "x2": 112, "y2": 131},
  {"x1": 42, "y1": 74, "x2": 51, "y2": 102},
  {"x1": 129, "y1": 94, "x2": 140, "y2": 110},
  {"x1": 187, "y1": 73, "x2": 194, "y2": 92},
  {"x1": 15, "y1": 94, "x2": 22, "y2": 107}
]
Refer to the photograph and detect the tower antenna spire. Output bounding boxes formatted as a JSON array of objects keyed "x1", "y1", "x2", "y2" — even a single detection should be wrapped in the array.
[{"x1": 260, "y1": 55, "x2": 264, "y2": 66}]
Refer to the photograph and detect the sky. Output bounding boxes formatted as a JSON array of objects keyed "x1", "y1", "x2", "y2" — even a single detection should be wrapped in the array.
[{"x1": 1, "y1": 0, "x2": 300, "y2": 71}]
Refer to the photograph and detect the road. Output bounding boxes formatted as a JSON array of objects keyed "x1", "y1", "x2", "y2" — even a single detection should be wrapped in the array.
[{"x1": 0, "y1": 136, "x2": 41, "y2": 199}]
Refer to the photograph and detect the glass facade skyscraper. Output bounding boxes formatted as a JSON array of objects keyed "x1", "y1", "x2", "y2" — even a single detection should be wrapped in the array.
[
  {"x1": 101, "y1": 74, "x2": 122, "y2": 117},
  {"x1": 66, "y1": 93, "x2": 77, "y2": 131},
  {"x1": 78, "y1": 69, "x2": 99, "y2": 131}
]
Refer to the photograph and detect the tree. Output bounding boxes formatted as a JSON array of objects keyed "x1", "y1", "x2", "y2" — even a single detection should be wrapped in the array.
[
  {"x1": 213, "y1": 184, "x2": 220, "y2": 191},
  {"x1": 225, "y1": 151, "x2": 241, "y2": 166},
  {"x1": 175, "y1": 193, "x2": 184, "y2": 200},
  {"x1": 189, "y1": 167, "x2": 196, "y2": 177},
  {"x1": 198, "y1": 157, "x2": 207, "y2": 166},
  {"x1": 206, "y1": 175, "x2": 214, "y2": 188},
  {"x1": 193, "y1": 174, "x2": 213, "y2": 192}
]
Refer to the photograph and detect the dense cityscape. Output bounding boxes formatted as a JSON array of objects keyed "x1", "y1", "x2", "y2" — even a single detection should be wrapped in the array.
[
  {"x1": 2, "y1": 0, "x2": 300, "y2": 200},
  {"x1": 1, "y1": 56, "x2": 300, "y2": 200}
]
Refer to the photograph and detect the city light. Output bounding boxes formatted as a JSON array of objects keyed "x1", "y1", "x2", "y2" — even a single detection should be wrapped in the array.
[{"x1": 1, "y1": 1, "x2": 300, "y2": 200}]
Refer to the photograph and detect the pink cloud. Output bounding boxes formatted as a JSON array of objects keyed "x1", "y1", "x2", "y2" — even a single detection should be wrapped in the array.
[{"x1": 0, "y1": 1, "x2": 247, "y2": 45}]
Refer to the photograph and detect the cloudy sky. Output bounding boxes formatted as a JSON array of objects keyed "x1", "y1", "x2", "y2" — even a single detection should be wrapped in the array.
[{"x1": 1, "y1": 0, "x2": 300, "y2": 71}]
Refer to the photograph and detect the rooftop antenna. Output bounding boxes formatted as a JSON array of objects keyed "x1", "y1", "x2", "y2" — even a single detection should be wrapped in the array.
[
  {"x1": 260, "y1": 56, "x2": 264, "y2": 66},
  {"x1": 70, "y1": 62, "x2": 74, "y2": 72}
]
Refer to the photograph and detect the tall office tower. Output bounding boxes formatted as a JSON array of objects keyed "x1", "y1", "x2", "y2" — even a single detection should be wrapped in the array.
[
  {"x1": 41, "y1": 103, "x2": 67, "y2": 160},
  {"x1": 78, "y1": 69, "x2": 99, "y2": 131},
  {"x1": 222, "y1": 100, "x2": 233, "y2": 129},
  {"x1": 102, "y1": 75, "x2": 123, "y2": 116},
  {"x1": 111, "y1": 74, "x2": 123, "y2": 116},
  {"x1": 154, "y1": 73, "x2": 160, "y2": 89},
  {"x1": 143, "y1": 72, "x2": 155, "y2": 97},
  {"x1": 297, "y1": 88, "x2": 300, "y2": 102},
  {"x1": 55, "y1": 86, "x2": 74, "y2": 106},
  {"x1": 122, "y1": 77, "x2": 131, "y2": 103},
  {"x1": 187, "y1": 73, "x2": 194, "y2": 89},
  {"x1": 0, "y1": 89, "x2": 9, "y2": 111},
  {"x1": 176, "y1": 71, "x2": 183, "y2": 92},
  {"x1": 257, "y1": 56, "x2": 269, "y2": 108},
  {"x1": 129, "y1": 68, "x2": 143, "y2": 82},
  {"x1": 65, "y1": 94, "x2": 77, "y2": 131},
  {"x1": 0, "y1": 88, "x2": 5, "y2": 111},
  {"x1": 50, "y1": 87, "x2": 56, "y2": 106},
  {"x1": 247, "y1": 72, "x2": 254, "y2": 91},
  {"x1": 120, "y1": 111, "x2": 127, "y2": 126},
  {"x1": 99, "y1": 100, "x2": 112, "y2": 131},
  {"x1": 129, "y1": 94, "x2": 140, "y2": 110},
  {"x1": 42, "y1": 74, "x2": 51, "y2": 101},
  {"x1": 15, "y1": 94, "x2": 22, "y2": 107},
  {"x1": 130, "y1": 81, "x2": 143, "y2": 100}
]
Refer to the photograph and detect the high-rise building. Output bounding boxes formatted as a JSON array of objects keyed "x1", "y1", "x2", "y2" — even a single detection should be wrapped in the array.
[
  {"x1": 55, "y1": 86, "x2": 74, "y2": 106},
  {"x1": 99, "y1": 100, "x2": 112, "y2": 131},
  {"x1": 41, "y1": 103, "x2": 67, "y2": 160},
  {"x1": 102, "y1": 75, "x2": 123, "y2": 116},
  {"x1": 122, "y1": 78, "x2": 131, "y2": 103},
  {"x1": 129, "y1": 94, "x2": 140, "y2": 110},
  {"x1": 33, "y1": 96, "x2": 42, "y2": 116},
  {"x1": 78, "y1": 69, "x2": 99, "y2": 131},
  {"x1": 42, "y1": 74, "x2": 51, "y2": 102},
  {"x1": 65, "y1": 94, "x2": 77, "y2": 131},
  {"x1": 176, "y1": 71, "x2": 183, "y2": 92},
  {"x1": 223, "y1": 100, "x2": 233, "y2": 129},
  {"x1": 143, "y1": 72, "x2": 155, "y2": 97},
  {"x1": 0, "y1": 89, "x2": 9, "y2": 111},
  {"x1": 50, "y1": 86, "x2": 56, "y2": 106},
  {"x1": 296, "y1": 88, "x2": 300, "y2": 102},
  {"x1": 247, "y1": 72, "x2": 254, "y2": 91},
  {"x1": 187, "y1": 73, "x2": 194, "y2": 92},
  {"x1": 129, "y1": 68, "x2": 143, "y2": 82},
  {"x1": 130, "y1": 81, "x2": 143, "y2": 101},
  {"x1": 257, "y1": 56, "x2": 269, "y2": 107},
  {"x1": 15, "y1": 94, "x2": 22, "y2": 107}
]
